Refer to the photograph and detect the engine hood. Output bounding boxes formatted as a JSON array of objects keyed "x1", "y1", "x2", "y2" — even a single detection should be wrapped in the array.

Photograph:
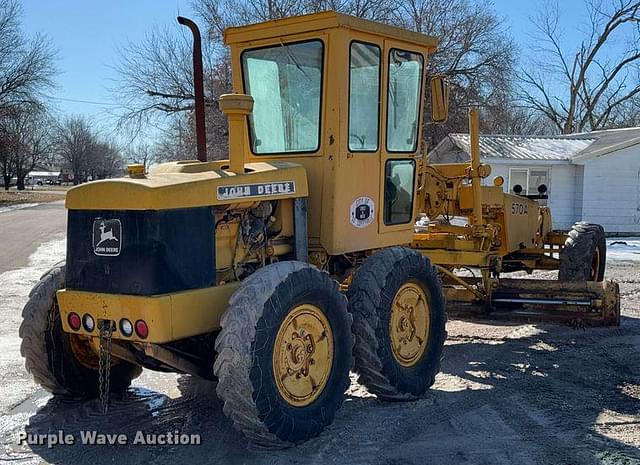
[{"x1": 65, "y1": 160, "x2": 308, "y2": 211}]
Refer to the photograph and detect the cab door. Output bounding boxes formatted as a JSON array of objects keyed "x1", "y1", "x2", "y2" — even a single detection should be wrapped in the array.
[
  {"x1": 378, "y1": 41, "x2": 426, "y2": 236},
  {"x1": 325, "y1": 36, "x2": 384, "y2": 253},
  {"x1": 346, "y1": 38, "x2": 383, "y2": 232}
]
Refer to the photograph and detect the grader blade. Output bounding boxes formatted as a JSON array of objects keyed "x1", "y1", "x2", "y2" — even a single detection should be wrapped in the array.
[{"x1": 446, "y1": 279, "x2": 620, "y2": 326}]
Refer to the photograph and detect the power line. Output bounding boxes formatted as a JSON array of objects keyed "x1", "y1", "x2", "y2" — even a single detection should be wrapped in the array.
[{"x1": 44, "y1": 95, "x2": 121, "y2": 107}]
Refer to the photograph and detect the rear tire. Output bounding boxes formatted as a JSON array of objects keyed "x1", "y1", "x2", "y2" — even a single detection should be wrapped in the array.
[
  {"x1": 347, "y1": 247, "x2": 447, "y2": 400},
  {"x1": 213, "y1": 261, "x2": 353, "y2": 447},
  {"x1": 559, "y1": 222, "x2": 606, "y2": 282},
  {"x1": 19, "y1": 263, "x2": 141, "y2": 398}
]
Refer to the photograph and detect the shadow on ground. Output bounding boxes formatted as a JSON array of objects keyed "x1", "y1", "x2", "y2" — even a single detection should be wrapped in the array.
[{"x1": 19, "y1": 316, "x2": 640, "y2": 465}]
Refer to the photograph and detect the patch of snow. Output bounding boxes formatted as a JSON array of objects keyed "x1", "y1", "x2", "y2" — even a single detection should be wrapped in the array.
[
  {"x1": 607, "y1": 238, "x2": 640, "y2": 262},
  {"x1": 0, "y1": 203, "x2": 39, "y2": 214},
  {"x1": 0, "y1": 234, "x2": 66, "y2": 415},
  {"x1": 433, "y1": 373, "x2": 494, "y2": 391}
]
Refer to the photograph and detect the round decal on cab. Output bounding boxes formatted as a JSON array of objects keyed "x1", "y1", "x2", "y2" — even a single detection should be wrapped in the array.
[{"x1": 350, "y1": 196, "x2": 375, "y2": 228}]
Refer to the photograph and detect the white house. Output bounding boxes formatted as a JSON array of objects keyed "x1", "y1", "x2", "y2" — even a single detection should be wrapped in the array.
[
  {"x1": 429, "y1": 127, "x2": 640, "y2": 234},
  {"x1": 25, "y1": 165, "x2": 62, "y2": 185},
  {"x1": 28, "y1": 170, "x2": 61, "y2": 185}
]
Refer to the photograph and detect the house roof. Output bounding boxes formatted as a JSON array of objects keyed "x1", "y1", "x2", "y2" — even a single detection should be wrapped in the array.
[
  {"x1": 561, "y1": 127, "x2": 640, "y2": 161},
  {"x1": 30, "y1": 171, "x2": 60, "y2": 177},
  {"x1": 434, "y1": 126, "x2": 640, "y2": 163},
  {"x1": 443, "y1": 134, "x2": 596, "y2": 161}
]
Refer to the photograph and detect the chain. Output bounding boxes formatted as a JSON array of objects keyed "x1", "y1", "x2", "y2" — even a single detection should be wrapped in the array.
[{"x1": 98, "y1": 320, "x2": 113, "y2": 414}]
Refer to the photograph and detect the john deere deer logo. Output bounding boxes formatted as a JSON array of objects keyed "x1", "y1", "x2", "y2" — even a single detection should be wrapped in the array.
[{"x1": 92, "y1": 219, "x2": 122, "y2": 256}]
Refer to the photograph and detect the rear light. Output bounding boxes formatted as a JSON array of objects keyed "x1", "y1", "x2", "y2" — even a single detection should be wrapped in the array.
[
  {"x1": 135, "y1": 320, "x2": 148, "y2": 339},
  {"x1": 119, "y1": 319, "x2": 133, "y2": 337},
  {"x1": 82, "y1": 314, "x2": 95, "y2": 332},
  {"x1": 68, "y1": 312, "x2": 81, "y2": 331}
]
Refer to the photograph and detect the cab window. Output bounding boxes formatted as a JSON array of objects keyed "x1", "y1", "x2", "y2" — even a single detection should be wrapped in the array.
[
  {"x1": 384, "y1": 159, "x2": 416, "y2": 225},
  {"x1": 386, "y1": 49, "x2": 423, "y2": 153},
  {"x1": 242, "y1": 40, "x2": 323, "y2": 154},
  {"x1": 348, "y1": 42, "x2": 381, "y2": 152}
]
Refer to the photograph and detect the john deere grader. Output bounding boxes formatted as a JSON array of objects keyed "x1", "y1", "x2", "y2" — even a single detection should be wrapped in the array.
[{"x1": 20, "y1": 12, "x2": 620, "y2": 446}]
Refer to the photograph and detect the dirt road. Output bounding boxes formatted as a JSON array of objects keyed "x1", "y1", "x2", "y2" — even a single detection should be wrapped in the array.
[{"x1": 0, "y1": 232, "x2": 638, "y2": 465}]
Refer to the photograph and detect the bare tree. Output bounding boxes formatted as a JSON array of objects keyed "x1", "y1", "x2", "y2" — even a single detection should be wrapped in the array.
[
  {"x1": 152, "y1": 113, "x2": 198, "y2": 162},
  {"x1": 87, "y1": 141, "x2": 123, "y2": 180},
  {"x1": 0, "y1": 0, "x2": 56, "y2": 111},
  {"x1": 0, "y1": 108, "x2": 18, "y2": 189},
  {"x1": 55, "y1": 116, "x2": 97, "y2": 185},
  {"x1": 112, "y1": 23, "x2": 231, "y2": 159},
  {"x1": 55, "y1": 116, "x2": 124, "y2": 183},
  {"x1": 486, "y1": 100, "x2": 555, "y2": 135},
  {"x1": 0, "y1": 0, "x2": 56, "y2": 189},
  {"x1": 125, "y1": 142, "x2": 165, "y2": 171},
  {"x1": 390, "y1": 0, "x2": 520, "y2": 143},
  {"x1": 113, "y1": 27, "x2": 205, "y2": 129},
  {"x1": 6, "y1": 104, "x2": 53, "y2": 190},
  {"x1": 195, "y1": 0, "x2": 312, "y2": 40},
  {"x1": 195, "y1": 0, "x2": 395, "y2": 40},
  {"x1": 520, "y1": 0, "x2": 640, "y2": 134}
]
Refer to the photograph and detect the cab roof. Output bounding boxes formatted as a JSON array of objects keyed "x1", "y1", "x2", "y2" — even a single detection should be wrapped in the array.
[{"x1": 223, "y1": 11, "x2": 439, "y2": 51}]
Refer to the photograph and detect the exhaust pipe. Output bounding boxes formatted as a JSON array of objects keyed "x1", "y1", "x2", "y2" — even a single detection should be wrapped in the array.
[{"x1": 177, "y1": 16, "x2": 207, "y2": 163}]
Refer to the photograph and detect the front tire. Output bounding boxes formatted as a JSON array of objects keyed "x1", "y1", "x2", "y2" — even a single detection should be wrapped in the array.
[
  {"x1": 19, "y1": 264, "x2": 141, "y2": 397},
  {"x1": 213, "y1": 261, "x2": 353, "y2": 447},
  {"x1": 559, "y1": 222, "x2": 606, "y2": 282},
  {"x1": 347, "y1": 247, "x2": 447, "y2": 400}
]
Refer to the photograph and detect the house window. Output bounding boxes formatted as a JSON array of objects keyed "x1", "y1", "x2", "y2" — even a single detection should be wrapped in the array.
[{"x1": 508, "y1": 167, "x2": 549, "y2": 195}]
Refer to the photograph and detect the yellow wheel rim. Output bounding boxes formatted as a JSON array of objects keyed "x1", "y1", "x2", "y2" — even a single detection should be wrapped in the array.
[
  {"x1": 389, "y1": 281, "x2": 430, "y2": 367},
  {"x1": 68, "y1": 334, "x2": 101, "y2": 369},
  {"x1": 273, "y1": 304, "x2": 333, "y2": 407}
]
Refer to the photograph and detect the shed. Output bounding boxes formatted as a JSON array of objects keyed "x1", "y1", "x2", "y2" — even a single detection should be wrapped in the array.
[{"x1": 429, "y1": 128, "x2": 640, "y2": 234}]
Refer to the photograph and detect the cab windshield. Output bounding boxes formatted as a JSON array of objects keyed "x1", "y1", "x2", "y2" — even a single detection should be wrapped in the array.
[{"x1": 242, "y1": 40, "x2": 324, "y2": 155}]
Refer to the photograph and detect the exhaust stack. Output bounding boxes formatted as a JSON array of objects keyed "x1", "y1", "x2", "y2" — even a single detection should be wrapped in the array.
[{"x1": 177, "y1": 16, "x2": 207, "y2": 163}]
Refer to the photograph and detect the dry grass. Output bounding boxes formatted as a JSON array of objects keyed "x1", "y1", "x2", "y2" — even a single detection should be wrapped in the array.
[{"x1": 0, "y1": 190, "x2": 66, "y2": 206}]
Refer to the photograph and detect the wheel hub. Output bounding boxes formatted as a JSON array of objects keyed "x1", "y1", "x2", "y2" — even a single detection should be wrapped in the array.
[
  {"x1": 68, "y1": 334, "x2": 101, "y2": 369},
  {"x1": 389, "y1": 282, "x2": 430, "y2": 367},
  {"x1": 273, "y1": 304, "x2": 333, "y2": 407}
]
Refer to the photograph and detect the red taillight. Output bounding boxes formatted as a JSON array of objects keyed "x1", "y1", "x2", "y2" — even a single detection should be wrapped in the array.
[
  {"x1": 68, "y1": 312, "x2": 81, "y2": 331},
  {"x1": 135, "y1": 320, "x2": 148, "y2": 339}
]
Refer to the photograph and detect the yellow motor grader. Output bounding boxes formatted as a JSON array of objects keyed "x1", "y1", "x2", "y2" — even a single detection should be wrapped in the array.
[{"x1": 20, "y1": 12, "x2": 619, "y2": 447}]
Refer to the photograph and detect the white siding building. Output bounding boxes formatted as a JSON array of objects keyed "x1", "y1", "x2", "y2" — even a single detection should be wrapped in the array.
[{"x1": 429, "y1": 128, "x2": 640, "y2": 234}]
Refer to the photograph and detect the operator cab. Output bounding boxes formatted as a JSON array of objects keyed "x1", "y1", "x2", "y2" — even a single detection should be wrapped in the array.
[{"x1": 224, "y1": 12, "x2": 444, "y2": 255}]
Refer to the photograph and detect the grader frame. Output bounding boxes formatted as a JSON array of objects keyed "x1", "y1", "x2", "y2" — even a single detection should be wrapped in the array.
[
  {"x1": 412, "y1": 109, "x2": 619, "y2": 325},
  {"x1": 19, "y1": 11, "x2": 620, "y2": 448}
]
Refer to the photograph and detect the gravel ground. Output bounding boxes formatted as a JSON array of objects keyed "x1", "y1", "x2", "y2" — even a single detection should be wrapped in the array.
[{"x1": 0, "y1": 238, "x2": 638, "y2": 465}]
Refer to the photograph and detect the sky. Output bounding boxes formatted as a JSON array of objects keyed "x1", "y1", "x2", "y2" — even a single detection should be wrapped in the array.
[
  {"x1": 19, "y1": 0, "x2": 591, "y2": 135},
  {"x1": 21, "y1": 0, "x2": 196, "y2": 128}
]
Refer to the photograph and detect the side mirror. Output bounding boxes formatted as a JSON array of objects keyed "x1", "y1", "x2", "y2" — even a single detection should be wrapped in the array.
[{"x1": 430, "y1": 75, "x2": 449, "y2": 124}]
